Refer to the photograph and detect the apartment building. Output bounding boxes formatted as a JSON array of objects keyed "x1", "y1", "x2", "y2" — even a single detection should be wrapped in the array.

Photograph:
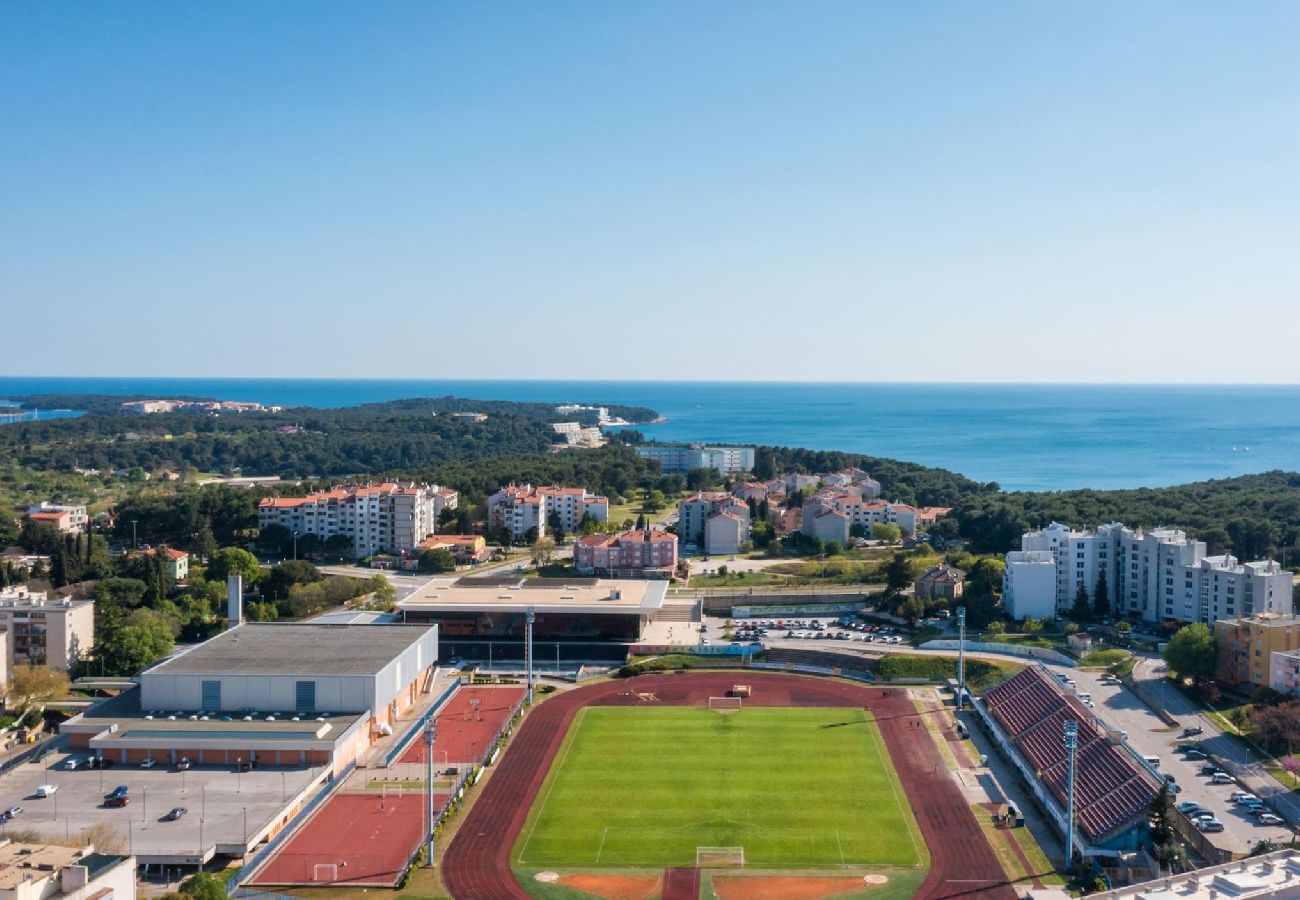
[
  {"x1": 1003, "y1": 551, "x2": 1058, "y2": 620},
  {"x1": 0, "y1": 841, "x2": 136, "y2": 900},
  {"x1": 799, "y1": 489, "x2": 918, "y2": 544},
  {"x1": 26, "y1": 503, "x2": 88, "y2": 534},
  {"x1": 486, "y1": 484, "x2": 609, "y2": 540},
  {"x1": 635, "y1": 444, "x2": 756, "y2": 474},
  {"x1": 257, "y1": 482, "x2": 452, "y2": 558},
  {"x1": 677, "y1": 493, "x2": 750, "y2": 553},
  {"x1": 1214, "y1": 614, "x2": 1300, "y2": 689},
  {"x1": 1005, "y1": 522, "x2": 1295, "y2": 626},
  {"x1": 0, "y1": 587, "x2": 95, "y2": 674},
  {"x1": 574, "y1": 530, "x2": 678, "y2": 578}
]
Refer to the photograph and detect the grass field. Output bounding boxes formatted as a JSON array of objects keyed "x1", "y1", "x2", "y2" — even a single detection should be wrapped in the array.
[{"x1": 514, "y1": 707, "x2": 925, "y2": 870}]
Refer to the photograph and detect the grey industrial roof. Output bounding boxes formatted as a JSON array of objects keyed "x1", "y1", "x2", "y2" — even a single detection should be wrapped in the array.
[{"x1": 145, "y1": 623, "x2": 436, "y2": 677}]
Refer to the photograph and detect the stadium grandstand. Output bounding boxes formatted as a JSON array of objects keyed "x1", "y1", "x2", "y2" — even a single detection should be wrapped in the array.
[{"x1": 976, "y1": 665, "x2": 1159, "y2": 857}]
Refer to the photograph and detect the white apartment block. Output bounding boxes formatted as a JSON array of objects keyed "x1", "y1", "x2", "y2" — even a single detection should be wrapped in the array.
[
  {"x1": 257, "y1": 482, "x2": 452, "y2": 558},
  {"x1": 635, "y1": 444, "x2": 756, "y2": 475},
  {"x1": 486, "y1": 484, "x2": 609, "y2": 540},
  {"x1": 1004, "y1": 522, "x2": 1295, "y2": 626},
  {"x1": 677, "y1": 492, "x2": 750, "y2": 554},
  {"x1": 799, "y1": 488, "x2": 918, "y2": 544},
  {"x1": 26, "y1": 503, "x2": 88, "y2": 534},
  {"x1": 0, "y1": 587, "x2": 95, "y2": 679},
  {"x1": 1003, "y1": 551, "x2": 1058, "y2": 620}
]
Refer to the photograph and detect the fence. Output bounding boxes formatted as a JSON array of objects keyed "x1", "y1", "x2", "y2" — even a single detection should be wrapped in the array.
[
  {"x1": 384, "y1": 680, "x2": 462, "y2": 768},
  {"x1": 1120, "y1": 672, "x2": 1179, "y2": 727},
  {"x1": 1170, "y1": 808, "x2": 1238, "y2": 865},
  {"x1": 920, "y1": 639, "x2": 1076, "y2": 667},
  {"x1": 228, "y1": 762, "x2": 355, "y2": 890}
]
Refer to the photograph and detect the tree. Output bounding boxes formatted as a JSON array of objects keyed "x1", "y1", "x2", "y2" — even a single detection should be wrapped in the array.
[
  {"x1": 1092, "y1": 569, "x2": 1110, "y2": 619},
  {"x1": 899, "y1": 596, "x2": 925, "y2": 627},
  {"x1": 418, "y1": 548, "x2": 456, "y2": 573},
  {"x1": 6, "y1": 666, "x2": 69, "y2": 710},
  {"x1": 180, "y1": 872, "x2": 227, "y2": 900},
  {"x1": 257, "y1": 523, "x2": 293, "y2": 558},
  {"x1": 531, "y1": 536, "x2": 557, "y2": 569},
  {"x1": 189, "y1": 526, "x2": 217, "y2": 561},
  {"x1": 263, "y1": 560, "x2": 322, "y2": 601},
  {"x1": 824, "y1": 540, "x2": 844, "y2": 557},
  {"x1": 686, "y1": 467, "x2": 722, "y2": 491},
  {"x1": 872, "y1": 523, "x2": 902, "y2": 543},
  {"x1": 205, "y1": 547, "x2": 261, "y2": 585},
  {"x1": 1022, "y1": 617, "x2": 1044, "y2": 636},
  {"x1": 1163, "y1": 623, "x2": 1217, "y2": 684},
  {"x1": 102, "y1": 617, "x2": 175, "y2": 675},
  {"x1": 965, "y1": 557, "x2": 1004, "y2": 596},
  {"x1": 1147, "y1": 783, "x2": 1181, "y2": 869},
  {"x1": 849, "y1": 523, "x2": 867, "y2": 540},
  {"x1": 1072, "y1": 583, "x2": 1092, "y2": 623},
  {"x1": 323, "y1": 533, "x2": 355, "y2": 561},
  {"x1": 883, "y1": 553, "x2": 913, "y2": 595}
]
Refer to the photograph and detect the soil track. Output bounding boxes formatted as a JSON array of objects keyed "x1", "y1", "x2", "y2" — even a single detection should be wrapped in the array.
[{"x1": 441, "y1": 673, "x2": 1013, "y2": 900}]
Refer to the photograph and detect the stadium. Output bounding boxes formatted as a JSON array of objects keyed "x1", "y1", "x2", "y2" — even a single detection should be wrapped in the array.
[{"x1": 440, "y1": 671, "x2": 1014, "y2": 900}]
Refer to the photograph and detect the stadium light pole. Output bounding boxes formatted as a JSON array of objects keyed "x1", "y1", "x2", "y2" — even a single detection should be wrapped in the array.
[
  {"x1": 525, "y1": 606, "x2": 535, "y2": 705},
  {"x1": 957, "y1": 606, "x2": 967, "y2": 709},
  {"x1": 424, "y1": 718, "x2": 436, "y2": 867},
  {"x1": 1063, "y1": 720, "x2": 1079, "y2": 870}
]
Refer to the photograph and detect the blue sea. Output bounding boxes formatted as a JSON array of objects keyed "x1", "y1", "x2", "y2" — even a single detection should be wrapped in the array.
[{"x1": 1, "y1": 377, "x2": 1298, "y2": 492}]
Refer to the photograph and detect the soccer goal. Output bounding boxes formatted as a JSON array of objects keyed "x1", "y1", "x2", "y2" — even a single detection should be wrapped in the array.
[
  {"x1": 696, "y1": 846, "x2": 745, "y2": 867},
  {"x1": 707, "y1": 696, "x2": 743, "y2": 711},
  {"x1": 380, "y1": 783, "x2": 403, "y2": 799},
  {"x1": 312, "y1": 863, "x2": 339, "y2": 882}
]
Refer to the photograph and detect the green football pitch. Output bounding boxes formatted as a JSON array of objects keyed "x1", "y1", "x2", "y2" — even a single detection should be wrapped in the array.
[{"x1": 513, "y1": 706, "x2": 925, "y2": 869}]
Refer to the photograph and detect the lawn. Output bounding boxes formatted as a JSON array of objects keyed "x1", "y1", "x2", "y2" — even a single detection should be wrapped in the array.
[{"x1": 513, "y1": 707, "x2": 924, "y2": 870}]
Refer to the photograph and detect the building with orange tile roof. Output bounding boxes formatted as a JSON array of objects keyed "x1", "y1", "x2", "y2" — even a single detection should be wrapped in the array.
[
  {"x1": 486, "y1": 484, "x2": 608, "y2": 540},
  {"x1": 574, "y1": 530, "x2": 677, "y2": 578},
  {"x1": 257, "y1": 482, "x2": 455, "y2": 558}
]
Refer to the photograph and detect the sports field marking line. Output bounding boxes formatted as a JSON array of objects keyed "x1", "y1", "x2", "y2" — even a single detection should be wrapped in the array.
[
  {"x1": 864, "y1": 707, "x2": 925, "y2": 869},
  {"x1": 516, "y1": 705, "x2": 586, "y2": 866},
  {"x1": 595, "y1": 825, "x2": 609, "y2": 863},
  {"x1": 835, "y1": 827, "x2": 845, "y2": 865}
]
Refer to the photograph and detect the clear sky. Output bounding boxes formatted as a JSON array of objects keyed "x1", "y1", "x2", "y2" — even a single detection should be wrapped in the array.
[{"x1": 3, "y1": 2, "x2": 1298, "y2": 382}]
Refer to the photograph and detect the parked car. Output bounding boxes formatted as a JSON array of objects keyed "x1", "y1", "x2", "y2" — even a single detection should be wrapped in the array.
[
  {"x1": 1176, "y1": 801, "x2": 1204, "y2": 815},
  {"x1": 63, "y1": 758, "x2": 81, "y2": 770},
  {"x1": 1197, "y1": 818, "x2": 1225, "y2": 832},
  {"x1": 139, "y1": 758, "x2": 156, "y2": 769},
  {"x1": 2, "y1": 806, "x2": 23, "y2": 821},
  {"x1": 1232, "y1": 791, "x2": 1258, "y2": 803},
  {"x1": 1182, "y1": 725, "x2": 1205, "y2": 737},
  {"x1": 1211, "y1": 772, "x2": 1236, "y2": 784},
  {"x1": 1258, "y1": 813, "x2": 1285, "y2": 826},
  {"x1": 163, "y1": 807, "x2": 188, "y2": 821},
  {"x1": 109, "y1": 785, "x2": 129, "y2": 799},
  {"x1": 1201, "y1": 763, "x2": 1220, "y2": 775},
  {"x1": 35, "y1": 785, "x2": 57, "y2": 798},
  {"x1": 104, "y1": 796, "x2": 130, "y2": 808},
  {"x1": 1185, "y1": 749, "x2": 1208, "y2": 761}
]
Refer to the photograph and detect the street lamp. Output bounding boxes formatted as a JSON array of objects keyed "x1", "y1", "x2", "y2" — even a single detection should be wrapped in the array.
[
  {"x1": 424, "y1": 719, "x2": 436, "y2": 868},
  {"x1": 293, "y1": 531, "x2": 299, "y2": 561},
  {"x1": 236, "y1": 758, "x2": 242, "y2": 793},
  {"x1": 131, "y1": 520, "x2": 138, "y2": 550}
]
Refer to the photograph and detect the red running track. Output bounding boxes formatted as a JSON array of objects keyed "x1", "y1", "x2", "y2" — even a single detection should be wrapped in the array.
[
  {"x1": 251, "y1": 792, "x2": 442, "y2": 887},
  {"x1": 401, "y1": 686, "x2": 526, "y2": 766},
  {"x1": 442, "y1": 673, "x2": 1014, "y2": 900}
]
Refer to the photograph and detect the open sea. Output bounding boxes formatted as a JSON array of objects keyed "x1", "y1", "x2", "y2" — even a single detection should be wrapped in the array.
[{"x1": 2, "y1": 377, "x2": 1298, "y2": 492}]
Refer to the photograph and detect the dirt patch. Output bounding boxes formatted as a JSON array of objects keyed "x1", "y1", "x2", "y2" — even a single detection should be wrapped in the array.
[
  {"x1": 558, "y1": 873, "x2": 662, "y2": 900},
  {"x1": 713, "y1": 875, "x2": 881, "y2": 899}
]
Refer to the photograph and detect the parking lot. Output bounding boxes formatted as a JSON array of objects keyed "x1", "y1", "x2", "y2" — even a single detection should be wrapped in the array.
[
  {"x1": 0, "y1": 749, "x2": 327, "y2": 863},
  {"x1": 1051, "y1": 665, "x2": 1293, "y2": 854},
  {"x1": 701, "y1": 614, "x2": 911, "y2": 647}
]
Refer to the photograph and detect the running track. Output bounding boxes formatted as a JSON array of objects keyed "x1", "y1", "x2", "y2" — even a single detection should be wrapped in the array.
[{"x1": 442, "y1": 673, "x2": 1014, "y2": 900}]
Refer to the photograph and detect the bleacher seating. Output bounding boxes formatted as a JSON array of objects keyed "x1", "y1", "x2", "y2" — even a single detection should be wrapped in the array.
[
  {"x1": 982, "y1": 666, "x2": 1157, "y2": 846},
  {"x1": 762, "y1": 647, "x2": 874, "y2": 679}
]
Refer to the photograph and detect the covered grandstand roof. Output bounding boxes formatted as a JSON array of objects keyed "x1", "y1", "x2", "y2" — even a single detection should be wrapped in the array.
[{"x1": 983, "y1": 666, "x2": 1159, "y2": 844}]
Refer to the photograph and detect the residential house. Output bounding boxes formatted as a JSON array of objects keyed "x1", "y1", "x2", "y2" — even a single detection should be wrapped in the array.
[
  {"x1": 574, "y1": 530, "x2": 678, "y2": 578},
  {"x1": 914, "y1": 564, "x2": 965, "y2": 601},
  {"x1": 704, "y1": 511, "x2": 746, "y2": 556},
  {"x1": 677, "y1": 493, "x2": 750, "y2": 553},
  {"x1": 26, "y1": 503, "x2": 88, "y2": 534}
]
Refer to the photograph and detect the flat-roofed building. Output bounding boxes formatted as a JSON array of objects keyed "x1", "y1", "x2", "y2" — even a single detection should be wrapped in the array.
[
  {"x1": 26, "y1": 503, "x2": 88, "y2": 534},
  {"x1": 399, "y1": 576, "x2": 667, "y2": 642},
  {"x1": 257, "y1": 482, "x2": 450, "y2": 558},
  {"x1": 1216, "y1": 613, "x2": 1300, "y2": 689},
  {"x1": 0, "y1": 840, "x2": 136, "y2": 900},
  {"x1": 635, "y1": 444, "x2": 755, "y2": 474},
  {"x1": 0, "y1": 589, "x2": 94, "y2": 673},
  {"x1": 62, "y1": 622, "x2": 438, "y2": 773}
]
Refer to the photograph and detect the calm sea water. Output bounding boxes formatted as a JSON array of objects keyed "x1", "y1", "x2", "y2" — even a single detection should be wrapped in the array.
[{"x1": 1, "y1": 377, "x2": 1297, "y2": 492}]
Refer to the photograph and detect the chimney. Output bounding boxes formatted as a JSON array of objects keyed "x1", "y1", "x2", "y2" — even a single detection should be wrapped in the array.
[{"x1": 227, "y1": 575, "x2": 243, "y2": 625}]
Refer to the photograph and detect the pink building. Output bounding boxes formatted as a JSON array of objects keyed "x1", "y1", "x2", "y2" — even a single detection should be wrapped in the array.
[{"x1": 574, "y1": 530, "x2": 678, "y2": 578}]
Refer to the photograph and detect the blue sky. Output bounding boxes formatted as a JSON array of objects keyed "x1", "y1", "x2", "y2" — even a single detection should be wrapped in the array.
[{"x1": 3, "y1": 2, "x2": 1298, "y2": 382}]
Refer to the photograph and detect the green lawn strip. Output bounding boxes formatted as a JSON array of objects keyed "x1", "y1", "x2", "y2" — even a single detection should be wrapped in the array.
[
  {"x1": 1005, "y1": 825, "x2": 1066, "y2": 887},
  {"x1": 699, "y1": 867, "x2": 928, "y2": 900},
  {"x1": 514, "y1": 706, "x2": 925, "y2": 870}
]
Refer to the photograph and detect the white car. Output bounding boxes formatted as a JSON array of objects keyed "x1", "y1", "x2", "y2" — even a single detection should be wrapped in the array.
[
  {"x1": 1197, "y1": 817, "x2": 1225, "y2": 832},
  {"x1": 1258, "y1": 813, "x2": 1285, "y2": 826},
  {"x1": 35, "y1": 785, "x2": 57, "y2": 798},
  {"x1": 140, "y1": 758, "x2": 157, "y2": 769}
]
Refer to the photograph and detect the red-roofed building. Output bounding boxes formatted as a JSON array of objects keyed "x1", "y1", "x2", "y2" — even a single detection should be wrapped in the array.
[
  {"x1": 139, "y1": 546, "x2": 190, "y2": 581},
  {"x1": 486, "y1": 484, "x2": 609, "y2": 540},
  {"x1": 26, "y1": 502, "x2": 88, "y2": 534},
  {"x1": 574, "y1": 530, "x2": 677, "y2": 578},
  {"x1": 257, "y1": 482, "x2": 453, "y2": 558}
]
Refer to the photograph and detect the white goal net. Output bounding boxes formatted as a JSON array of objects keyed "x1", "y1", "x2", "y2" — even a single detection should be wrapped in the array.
[
  {"x1": 707, "y1": 696, "x2": 742, "y2": 710},
  {"x1": 380, "y1": 783, "x2": 404, "y2": 798},
  {"x1": 312, "y1": 863, "x2": 339, "y2": 882},
  {"x1": 696, "y1": 846, "x2": 745, "y2": 867}
]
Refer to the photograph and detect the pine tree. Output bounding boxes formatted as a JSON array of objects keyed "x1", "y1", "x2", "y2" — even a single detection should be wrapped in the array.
[
  {"x1": 1092, "y1": 569, "x2": 1110, "y2": 618},
  {"x1": 1072, "y1": 582, "x2": 1092, "y2": 623}
]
